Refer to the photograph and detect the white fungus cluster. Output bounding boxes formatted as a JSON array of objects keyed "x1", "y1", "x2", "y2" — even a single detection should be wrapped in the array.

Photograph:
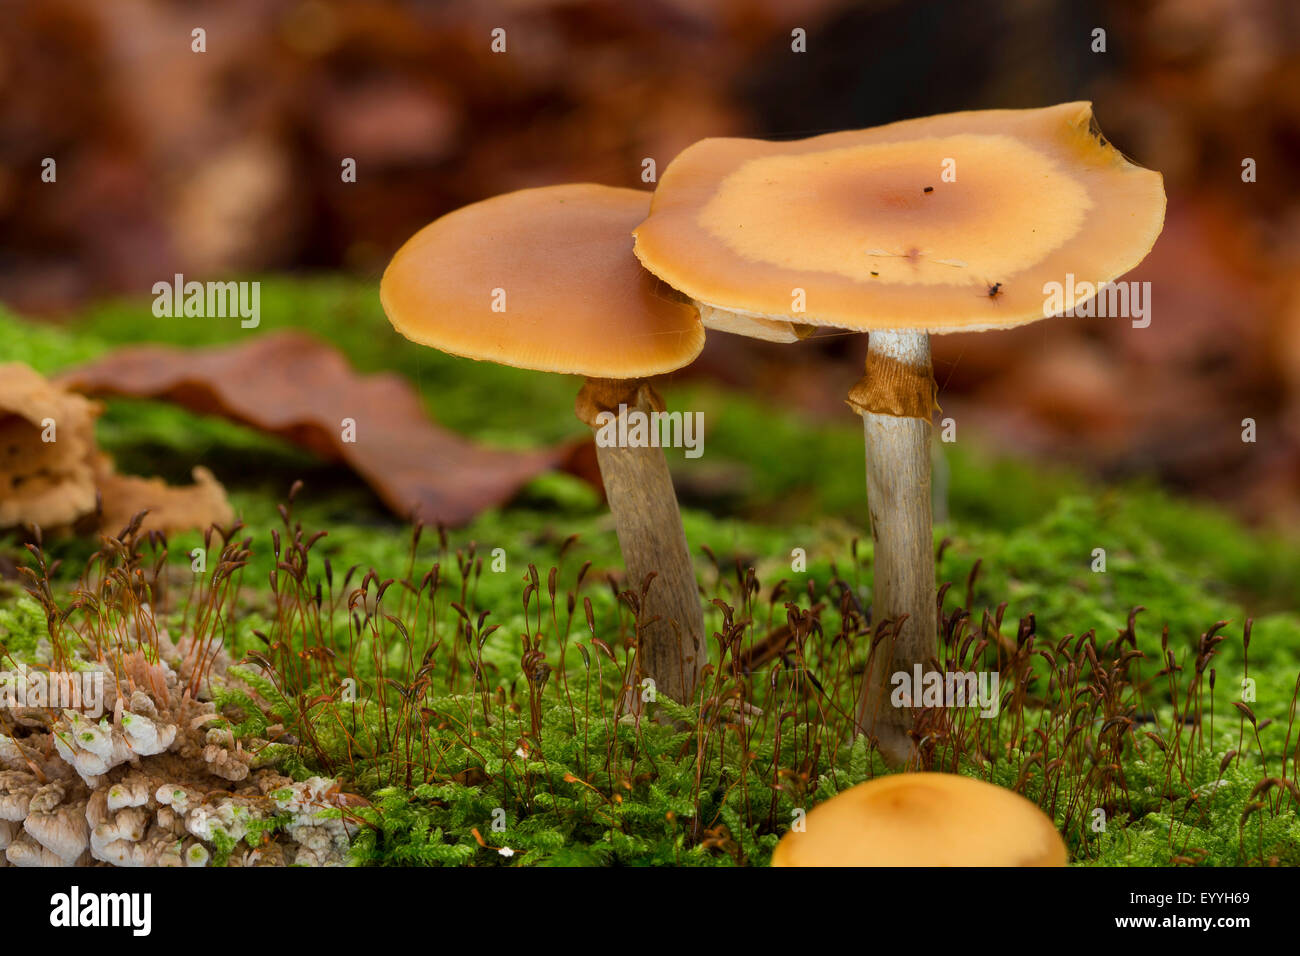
[{"x1": 0, "y1": 619, "x2": 355, "y2": 867}]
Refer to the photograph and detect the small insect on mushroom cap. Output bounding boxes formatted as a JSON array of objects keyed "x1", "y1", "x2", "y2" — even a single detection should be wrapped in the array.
[{"x1": 770, "y1": 772, "x2": 1067, "y2": 867}]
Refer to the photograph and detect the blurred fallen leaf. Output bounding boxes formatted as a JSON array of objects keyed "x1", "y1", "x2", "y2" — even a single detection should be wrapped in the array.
[{"x1": 59, "y1": 331, "x2": 585, "y2": 525}]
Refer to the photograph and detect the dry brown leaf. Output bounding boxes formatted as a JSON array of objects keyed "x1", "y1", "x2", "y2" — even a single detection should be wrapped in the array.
[
  {"x1": 0, "y1": 364, "x2": 101, "y2": 530},
  {"x1": 59, "y1": 331, "x2": 581, "y2": 526},
  {"x1": 91, "y1": 455, "x2": 234, "y2": 538}
]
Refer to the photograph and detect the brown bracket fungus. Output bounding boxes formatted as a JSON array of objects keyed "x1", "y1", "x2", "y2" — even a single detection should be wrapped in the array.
[
  {"x1": 0, "y1": 613, "x2": 356, "y2": 868},
  {"x1": 633, "y1": 102, "x2": 1165, "y2": 764},
  {"x1": 770, "y1": 772, "x2": 1068, "y2": 867},
  {"x1": 380, "y1": 183, "x2": 707, "y2": 706}
]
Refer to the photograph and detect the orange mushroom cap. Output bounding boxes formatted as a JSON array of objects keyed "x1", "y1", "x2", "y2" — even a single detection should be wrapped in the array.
[
  {"x1": 771, "y1": 772, "x2": 1068, "y2": 867},
  {"x1": 381, "y1": 184, "x2": 704, "y2": 378},
  {"x1": 634, "y1": 102, "x2": 1165, "y2": 334}
]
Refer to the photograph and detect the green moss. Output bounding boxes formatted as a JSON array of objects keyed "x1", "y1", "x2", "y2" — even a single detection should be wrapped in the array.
[
  {"x1": 0, "y1": 598, "x2": 48, "y2": 659},
  {"x1": 208, "y1": 829, "x2": 237, "y2": 867}
]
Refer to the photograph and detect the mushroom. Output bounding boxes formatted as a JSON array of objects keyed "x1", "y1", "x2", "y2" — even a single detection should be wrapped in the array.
[
  {"x1": 0, "y1": 771, "x2": 39, "y2": 821},
  {"x1": 105, "y1": 773, "x2": 152, "y2": 812},
  {"x1": 0, "y1": 735, "x2": 29, "y2": 772},
  {"x1": 121, "y1": 707, "x2": 177, "y2": 757},
  {"x1": 24, "y1": 802, "x2": 91, "y2": 864},
  {"x1": 6, "y1": 831, "x2": 73, "y2": 867},
  {"x1": 633, "y1": 103, "x2": 1165, "y2": 762},
  {"x1": 380, "y1": 184, "x2": 708, "y2": 705},
  {"x1": 89, "y1": 803, "x2": 151, "y2": 865},
  {"x1": 51, "y1": 709, "x2": 132, "y2": 784},
  {"x1": 0, "y1": 596, "x2": 356, "y2": 868},
  {"x1": 771, "y1": 772, "x2": 1067, "y2": 866}
]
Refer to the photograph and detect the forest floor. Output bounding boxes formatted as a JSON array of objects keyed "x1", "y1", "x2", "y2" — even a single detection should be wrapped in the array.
[{"x1": 2, "y1": 278, "x2": 1298, "y2": 866}]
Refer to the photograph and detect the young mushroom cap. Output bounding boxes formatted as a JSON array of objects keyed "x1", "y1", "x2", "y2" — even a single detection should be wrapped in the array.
[
  {"x1": 771, "y1": 772, "x2": 1068, "y2": 867},
  {"x1": 633, "y1": 102, "x2": 1165, "y2": 332},
  {"x1": 380, "y1": 183, "x2": 703, "y2": 377}
]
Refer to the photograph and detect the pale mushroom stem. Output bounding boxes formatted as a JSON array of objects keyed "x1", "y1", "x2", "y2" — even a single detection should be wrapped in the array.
[
  {"x1": 851, "y1": 330, "x2": 938, "y2": 766},
  {"x1": 575, "y1": 378, "x2": 705, "y2": 707}
]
